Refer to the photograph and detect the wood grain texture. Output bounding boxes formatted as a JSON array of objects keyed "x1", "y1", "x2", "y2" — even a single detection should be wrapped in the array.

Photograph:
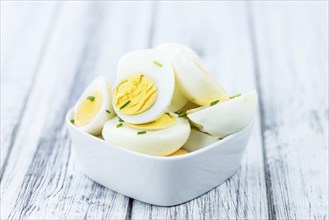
[
  {"x1": 1, "y1": 1, "x2": 328, "y2": 219},
  {"x1": 130, "y1": 2, "x2": 268, "y2": 219},
  {"x1": 0, "y1": 1, "x2": 59, "y2": 174},
  {"x1": 1, "y1": 2, "x2": 153, "y2": 219},
  {"x1": 250, "y1": 2, "x2": 328, "y2": 219}
]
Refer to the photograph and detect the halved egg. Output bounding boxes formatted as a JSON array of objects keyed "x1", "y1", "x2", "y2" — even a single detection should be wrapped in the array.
[
  {"x1": 102, "y1": 113, "x2": 191, "y2": 156},
  {"x1": 156, "y1": 43, "x2": 189, "y2": 112},
  {"x1": 167, "y1": 128, "x2": 219, "y2": 157},
  {"x1": 167, "y1": 84, "x2": 188, "y2": 112},
  {"x1": 187, "y1": 91, "x2": 257, "y2": 138},
  {"x1": 157, "y1": 43, "x2": 228, "y2": 106},
  {"x1": 182, "y1": 129, "x2": 218, "y2": 152},
  {"x1": 73, "y1": 76, "x2": 115, "y2": 135},
  {"x1": 113, "y1": 49, "x2": 175, "y2": 124}
]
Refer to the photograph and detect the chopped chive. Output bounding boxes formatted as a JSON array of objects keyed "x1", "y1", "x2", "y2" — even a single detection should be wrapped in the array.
[
  {"x1": 153, "y1": 60, "x2": 163, "y2": 67},
  {"x1": 116, "y1": 123, "x2": 123, "y2": 128},
  {"x1": 137, "y1": 131, "x2": 147, "y2": 135},
  {"x1": 70, "y1": 119, "x2": 75, "y2": 124},
  {"x1": 106, "y1": 109, "x2": 111, "y2": 114},
  {"x1": 165, "y1": 112, "x2": 170, "y2": 116},
  {"x1": 119, "y1": 118, "x2": 124, "y2": 122},
  {"x1": 87, "y1": 96, "x2": 95, "y2": 101},
  {"x1": 178, "y1": 113, "x2": 187, "y2": 117},
  {"x1": 229, "y1": 93, "x2": 241, "y2": 99},
  {"x1": 120, "y1": 100, "x2": 131, "y2": 109},
  {"x1": 210, "y1": 100, "x2": 219, "y2": 106}
]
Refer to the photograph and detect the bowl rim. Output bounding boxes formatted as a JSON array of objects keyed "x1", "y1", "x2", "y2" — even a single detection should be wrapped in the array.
[{"x1": 66, "y1": 108, "x2": 253, "y2": 161}]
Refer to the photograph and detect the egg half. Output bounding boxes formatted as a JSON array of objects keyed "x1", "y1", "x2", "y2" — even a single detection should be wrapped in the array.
[
  {"x1": 183, "y1": 129, "x2": 219, "y2": 152},
  {"x1": 167, "y1": 128, "x2": 219, "y2": 157},
  {"x1": 113, "y1": 49, "x2": 175, "y2": 124},
  {"x1": 73, "y1": 76, "x2": 115, "y2": 135},
  {"x1": 187, "y1": 91, "x2": 257, "y2": 138},
  {"x1": 156, "y1": 43, "x2": 189, "y2": 112},
  {"x1": 102, "y1": 113, "x2": 191, "y2": 156},
  {"x1": 157, "y1": 43, "x2": 228, "y2": 106}
]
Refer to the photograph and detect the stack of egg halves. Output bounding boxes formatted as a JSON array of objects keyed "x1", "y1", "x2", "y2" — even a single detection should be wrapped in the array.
[{"x1": 72, "y1": 43, "x2": 257, "y2": 156}]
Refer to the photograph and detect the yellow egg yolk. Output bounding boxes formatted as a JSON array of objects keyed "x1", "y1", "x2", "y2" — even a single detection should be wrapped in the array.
[
  {"x1": 168, "y1": 148, "x2": 189, "y2": 157},
  {"x1": 113, "y1": 74, "x2": 158, "y2": 115},
  {"x1": 74, "y1": 91, "x2": 103, "y2": 127},
  {"x1": 126, "y1": 113, "x2": 176, "y2": 130}
]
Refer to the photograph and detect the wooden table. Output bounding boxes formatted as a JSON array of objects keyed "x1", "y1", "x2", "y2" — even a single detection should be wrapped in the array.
[{"x1": 1, "y1": 1, "x2": 328, "y2": 219}]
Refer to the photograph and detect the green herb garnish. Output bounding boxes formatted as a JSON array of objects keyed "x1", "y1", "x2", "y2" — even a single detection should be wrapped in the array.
[
  {"x1": 119, "y1": 118, "x2": 124, "y2": 122},
  {"x1": 87, "y1": 96, "x2": 95, "y2": 101},
  {"x1": 178, "y1": 113, "x2": 187, "y2": 117},
  {"x1": 120, "y1": 100, "x2": 131, "y2": 109},
  {"x1": 210, "y1": 100, "x2": 219, "y2": 106},
  {"x1": 116, "y1": 123, "x2": 123, "y2": 128},
  {"x1": 71, "y1": 119, "x2": 75, "y2": 124},
  {"x1": 106, "y1": 109, "x2": 111, "y2": 114},
  {"x1": 229, "y1": 93, "x2": 241, "y2": 99},
  {"x1": 137, "y1": 131, "x2": 147, "y2": 135},
  {"x1": 153, "y1": 60, "x2": 163, "y2": 67}
]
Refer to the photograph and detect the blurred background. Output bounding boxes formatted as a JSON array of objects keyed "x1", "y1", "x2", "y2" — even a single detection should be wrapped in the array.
[{"x1": 1, "y1": 1, "x2": 328, "y2": 219}]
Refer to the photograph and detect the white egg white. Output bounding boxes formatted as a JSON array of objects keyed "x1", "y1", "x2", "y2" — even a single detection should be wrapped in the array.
[
  {"x1": 156, "y1": 43, "x2": 190, "y2": 111},
  {"x1": 114, "y1": 49, "x2": 175, "y2": 124},
  {"x1": 171, "y1": 46, "x2": 228, "y2": 105},
  {"x1": 187, "y1": 91, "x2": 258, "y2": 138},
  {"x1": 102, "y1": 114, "x2": 191, "y2": 156},
  {"x1": 183, "y1": 129, "x2": 219, "y2": 152},
  {"x1": 73, "y1": 76, "x2": 115, "y2": 135},
  {"x1": 167, "y1": 85, "x2": 188, "y2": 112}
]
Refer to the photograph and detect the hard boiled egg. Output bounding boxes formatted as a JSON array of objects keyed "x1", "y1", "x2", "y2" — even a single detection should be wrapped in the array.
[
  {"x1": 167, "y1": 84, "x2": 188, "y2": 112},
  {"x1": 167, "y1": 129, "x2": 219, "y2": 157},
  {"x1": 73, "y1": 76, "x2": 115, "y2": 135},
  {"x1": 113, "y1": 49, "x2": 175, "y2": 124},
  {"x1": 187, "y1": 91, "x2": 257, "y2": 138},
  {"x1": 183, "y1": 129, "x2": 219, "y2": 152},
  {"x1": 102, "y1": 113, "x2": 191, "y2": 156},
  {"x1": 156, "y1": 43, "x2": 189, "y2": 112},
  {"x1": 157, "y1": 43, "x2": 228, "y2": 106}
]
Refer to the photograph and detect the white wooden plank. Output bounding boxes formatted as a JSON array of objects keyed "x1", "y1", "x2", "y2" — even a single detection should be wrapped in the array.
[
  {"x1": 0, "y1": 1, "x2": 59, "y2": 172},
  {"x1": 131, "y1": 2, "x2": 268, "y2": 219},
  {"x1": 1, "y1": 2, "x2": 153, "y2": 219},
  {"x1": 251, "y1": 2, "x2": 328, "y2": 219}
]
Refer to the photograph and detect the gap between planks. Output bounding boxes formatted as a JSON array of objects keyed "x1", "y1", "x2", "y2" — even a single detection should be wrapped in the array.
[
  {"x1": 2, "y1": 2, "x2": 155, "y2": 219},
  {"x1": 246, "y1": 2, "x2": 275, "y2": 220},
  {"x1": 0, "y1": 3, "x2": 61, "y2": 179}
]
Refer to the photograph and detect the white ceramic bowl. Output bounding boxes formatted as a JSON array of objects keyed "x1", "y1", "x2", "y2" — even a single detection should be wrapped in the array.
[{"x1": 66, "y1": 108, "x2": 254, "y2": 206}]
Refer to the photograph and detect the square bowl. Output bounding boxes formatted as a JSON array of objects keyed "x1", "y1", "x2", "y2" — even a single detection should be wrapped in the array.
[{"x1": 66, "y1": 108, "x2": 254, "y2": 206}]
